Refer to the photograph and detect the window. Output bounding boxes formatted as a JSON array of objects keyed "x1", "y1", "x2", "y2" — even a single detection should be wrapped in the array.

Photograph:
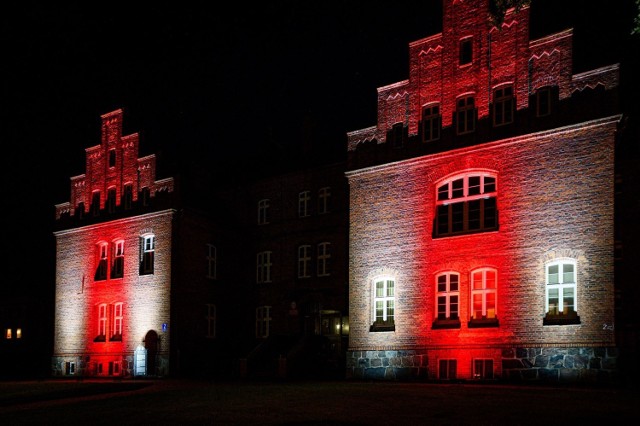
[
  {"x1": 456, "y1": 95, "x2": 476, "y2": 134},
  {"x1": 91, "y1": 191, "x2": 100, "y2": 216},
  {"x1": 536, "y1": 86, "x2": 551, "y2": 117},
  {"x1": 317, "y1": 242, "x2": 331, "y2": 277},
  {"x1": 439, "y1": 359, "x2": 457, "y2": 380},
  {"x1": 390, "y1": 122, "x2": 405, "y2": 148},
  {"x1": 16, "y1": 328, "x2": 22, "y2": 339},
  {"x1": 433, "y1": 272, "x2": 460, "y2": 329},
  {"x1": 140, "y1": 234, "x2": 155, "y2": 275},
  {"x1": 421, "y1": 104, "x2": 441, "y2": 142},
  {"x1": 370, "y1": 277, "x2": 395, "y2": 332},
  {"x1": 459, "y1": 37, "x2": 472, "y2": 65},
  {"x1": 256, "y1": 251, "x2": 272, "y2": 283},
  {"x1": 140, "y1": 187, "x2": 150, "y2": 206},
  {"x1": 95, "y1": 242, "x2": 108, "y2": 281},
  {"x1": 123, "y1": 184, "x2": 133, "y2": 210},
  {"x1": 258, "y1": 199, "x2": 270, "y2": 225},
  {"x1": 493, "y1": 85, "x2": 514, "y2": 126},
  {"x1": 5, "y1": 328, "x2": 11, "y2": 339},
  {"x1": 298, "y1": 191, "x2": 311, "y2": 217},
  {"x1": 109, "y1": 149, "x2": 116, "y2": 168},
  {"x1": 318, "y1": 187, "x2": 331, "y2": 214},
  {"x1": 107, "y1": 187, "x2": 116, "y2": 214},
  {"x1": 473, "y1": 359, "x2": 494, "y2": 379},
  {"x1": 544, "y1": 259, "x2": 580, "y2": 325},
  {"x1": 206, "y1": 304, "x2": 216, "y2": 338},
  {"x1": 297, "y1": 245, "x2": 311, "y2": 278},
  {"x1": 469, "y1": 268, "x2": 499, "y2": 328},
  {"x1": 97, "y1": 303, "x2": 107, "y2": 340},
  {"x1": 435, "y1": 173, "x2": 497, "y2": 237},
  {"x1": 112, "y1": 302, "x2": 123, "y2": 340},
  {"x1": 206, "y1": 244, "x2": 217, "y2": 279},
  {"x1": 256, "y1": 306, "x2": 271, "y2": 338},
  {"x1": 111, "y1": 240, "x2": 124, "y2": 279}
]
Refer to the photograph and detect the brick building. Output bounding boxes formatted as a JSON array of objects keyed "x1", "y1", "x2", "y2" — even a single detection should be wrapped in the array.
[{"x1": 345, "y1": 0, "x2": 625, "y2": 384}]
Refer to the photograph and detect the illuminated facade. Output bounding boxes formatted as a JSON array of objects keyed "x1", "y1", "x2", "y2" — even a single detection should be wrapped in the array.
[
  {"x1": 53, "y1": 109, "x2": 178, "y2": 377},
  {"x1": 345, "y1": 0, "x2": 621, "y2": 383}
]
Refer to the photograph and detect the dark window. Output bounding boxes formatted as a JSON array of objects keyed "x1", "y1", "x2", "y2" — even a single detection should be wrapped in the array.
[
  {"x1": 493, "y1": 85, "x2": 514, "y2": 126},
  {"x1": 536, "y1": 87, "x2": 551, "y2": 117},
  {"x1": 391, "y1": 122, "x2": 405, "y2": 148},
  {"x1": 109, "y1": 149, "x2": 116, "y2": 168},
  {"x1": 421, "y1": 104, "x2": 441, "y2": 142},
  {"x1": 140, "y1": 235, "x2": 155, "y2": 275},
  {"x1": 91, "y1": 191, "x2": 100, "y2": 216},
  {"x1": 140, "y1": 187, "x2": 150, "y2": 207},
  {"x1": 439, "y1": 359, "x2": 457, "y2": 380},
  {"x1": 459, "y1": 38, "x2": 472, "y2": 65},
  {"x1": 456, "y1": 96, "x2": 476, "y2": 134},
  {"x1": 107, "y1": 188, "x2": 116, "y2": 214},
  {"x1": 123, "y1": 184, "x2": 133, "y2": 210}
]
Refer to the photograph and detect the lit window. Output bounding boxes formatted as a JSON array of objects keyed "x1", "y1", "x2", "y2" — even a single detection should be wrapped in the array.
[
  {"x1": 536, "y1": 86, "x2": 552, "y2": 117},
  {"x1": 370, "y1": 277, "x2": 395, "y2": 332},
  {"x1": 97, "y1": 303, "x2": 107, "y2": 339},
  {"x1": 456, "y1": 95, "x2": 476, "y2": 134},
  {"x1": 473, "y1": 359, "x2": 494, "y2": 379},
  {"x1": 493, "y1": 85, "x2": 514, "y2": 127},
  {"x1": 16, "y1": 328, "x2": 22, "y2": 339},
  {"x1": 317, "y1": 242, "x2": 331, "y2": 277},
  {"x1": 297, "y1": 245, "x2": 311, "y2": 278},
  {"x1": 439, "y1": 359, "x2": 457, "y2": 380},
  {"x1": 107, "y1": 187, "x2": 116, "y2": 213},
  {"x1": 140, "y1": 234, "x2": 155, "y2": 275},
  {"x1": 206, "y1": 244, "x2": 217, "y2": 280},
  {"x1": 256, "y1": 306, "x2": 271, "y2": 338},
  {"x1": 435, "y1": 173, "x2": 497, "y2": 237},
  {"x1": 5, "y1": 328, "x2": 11, "y2": 339},
  {"x1": 433, "y1": 272, "x2": 460, "y2": 329},
  {"x1": 206, "y1": 304, "x2": 216, "y2": 338},
  {"x1": 258, "y1": 199, "x2": 270, "y2": 225},
  {"x1": 111, "y1": 239, "x2": 124, "y2": 279},
  {"x1": 112, "y1": 302, "x2": 123, "y2": 340},
  {"x1": 469, "y1": 268, "x2": 499, "y2": 327},
  {"x1": 459, "y1": 37, "x2": 472, "y2": 65},
  {"x1": 94, "y1": 242, "x2": 108, "y2": 281},
  {"x1": 421, "y1": 103, "x2": 441, "y2": 142},
  {"x1": 256, "y1": 251, "x2": 272, "y2": 283},
  {"x1": 544, "y1": 259, "x2": 580, "y2": 325},
  {"x1": 318, "y1": 187, "x2": 331, "y2": 214},
  {"x1": 298, "y1": 191, "x2": 311, "y2": 217}
]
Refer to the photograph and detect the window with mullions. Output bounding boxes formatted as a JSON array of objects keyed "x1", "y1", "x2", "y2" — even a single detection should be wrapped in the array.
[
  {"x1": 257, "y1": 199, "x2": 270, "y2": 225},
  {"x1": 297, "y1": 245, "x2": 311, "y2": 278},
  {"x1": 439, "y1": 359, "x2": 457, "y2": 380},
  {"x1": 421, "y1": 104, "x2": 441, "y2": 142},
  {"x1": 206, "y1": 244, "x2": 217, "y2": 280},
  {"x1": 318, "y1": 187, "x2": 331, "y2": 214},
  {"x1": 473, "y1": 359, "x2": 494, "y2": 379},
  {"x1": 433, "y1": 272, "x2": 460, "y2": 329},
  {"x1": 111, "y1": 240, "x2": 124, "y2": 279},
  {"x1": 205, "y1": 304, "x2": 216, "y2": 338},
  {"x1": 435, "y1": 173, "x2": 498, "y2": 237},
  {"x1": 298, "y1": 191, "x2": 311, "y2": 217},
  {"x1": 317, "y1": 242, "x2": 331, "y2": 277},
  {"x1": 544, "y1": 260, "x2": 580, "y2": 325},
  {"x1": 456, "y1": 95, "x2": 476, "y2": 134},
  {"x1": 493, "y1": 85, "x2": 514, "y2": 127},
  {"x1": 256, "y1": 251, "x2": 272, "y2": 283},
  {"x1": 139, "y1": 234, "x2": 155, "y2": 275},
  {"x1": 370, "y1": 278, "x2": 395, "y2": 332},
  {"x1": 95, "y1": 242, "x2": 108, "y2": 281},
  {"x1": 469, "y1": 268, "x2": 499, "y2": 328},
  {"x1": 96, "y1": 303, "x2": 107, "y2": 342},
  {"x1": 112, "y1": 302, "x2": 123, "y2": 341},
  {"x1": 256, "y1": 306, "x2": 271, "y2": 338}
]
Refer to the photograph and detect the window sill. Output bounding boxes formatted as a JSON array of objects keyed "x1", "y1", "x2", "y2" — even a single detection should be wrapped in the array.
[
  {"x1": 110, "y1": 334, "x2": 122, "y2": 342},
  {"x1": 543, "y1": 313, "x2": 581, "y2": 326},
  {"x1": 432, "y1": 319, "x2": 461, "y2": 329},
  {"x1": 468, "y1": 318, "x2": 499, "y2": 328},
  {"x1": 370, "y1": 322, "x2": 395, "y2": 332},
  {"x1": 93, "y1": 335, "x2": 106, "y2": 343},
  {"x1": 433, "y1": 226, "x2": 499, "y2": 239}
]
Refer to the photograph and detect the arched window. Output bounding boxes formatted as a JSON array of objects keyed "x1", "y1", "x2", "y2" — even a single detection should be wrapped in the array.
[
  {"x1": 94, "y1": 242, "x2": 108, "y2": 281},
  {"x1": 433, "y1": 272, "x2": 460, "y2": 329},
  {"x1": 469, "y1": 268, "x2": 499, "y2": 328},
  {"x1": 139, "y1": 234, "x2": 155, "y2": 275},
  {"x1": 111, "y1": 239, "x2": 124, "y2": 279},
  {"x1": 435, "y1": 172, "x2": 498, "y2": 237},
  {"x1": 370, "y1": 276, "x2": 395, "y2": 332},
  {"x1": 544, "y1": 259, "x2": 580, "y2": 325}
]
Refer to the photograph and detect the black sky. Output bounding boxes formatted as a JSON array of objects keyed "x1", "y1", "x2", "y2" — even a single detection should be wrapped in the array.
[{"x1": 1, "y1": 1, "x2": 637, "y2": 297}]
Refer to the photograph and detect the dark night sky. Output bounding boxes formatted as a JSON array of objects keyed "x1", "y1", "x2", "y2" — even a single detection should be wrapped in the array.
[{"x1": 1, "y1": 1, "x2": 637, "y2": 298}]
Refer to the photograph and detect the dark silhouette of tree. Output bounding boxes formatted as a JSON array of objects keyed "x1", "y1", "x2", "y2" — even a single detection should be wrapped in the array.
[{"x1": 489, "y1": 0, "x2": 531, "y2": 27}]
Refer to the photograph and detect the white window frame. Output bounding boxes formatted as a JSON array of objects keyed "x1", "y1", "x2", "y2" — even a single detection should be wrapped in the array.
[
  {"x1": 96, "y1": 241, "x2": 108, "y2": 280},
  {"x1": 371, "y1": 276, "x2": 395, "y2": 326},
  {"x1": 298, "y1": 191, "x2": 311, "y2": 217},
  {"x1": 256, "y1": 251, "x2": 272, "y2": 283},
  {"x1": 470, "y1": 268, "x2": 498, "y2": 320},
  {"x1": 111, "y1": 239, "x2": 124, "y2": 278},
  {"x1": 140, "y1": 234, "x2": 155, "y2": 275},
  {"x1": 256, "y1": 306, "x2": 271, "y2": 338},
  {"x1": 318, "y1": 187, "x2": 331, "y2": 214},
  {"x1": 206, "y1": 303, "x2": 216, "y2": 338},
  {"x1": 317, "y1": 242, "x2": 331, "y2": 277},
  {"x1": 98, "y1": 303, "x2": 107, "y2": 336},
  {"x1": 113, "y1": 302, "x2": 123, "y2": 337},
  {"x1": 257, "y1": 199, "x2": 270, "y2": 225},
  {"x1": 545, "y1": 259, "x2": 577, "y2": 315},
  {"x1": 435, "y1": 272, "x2": 460, "y2": 320},
  {"x1": 297, "y1": 245, "x2": 311, "y2": 278},
  {"x1": 206, "y1": 244, "x2": 217, "y2": 280}
]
